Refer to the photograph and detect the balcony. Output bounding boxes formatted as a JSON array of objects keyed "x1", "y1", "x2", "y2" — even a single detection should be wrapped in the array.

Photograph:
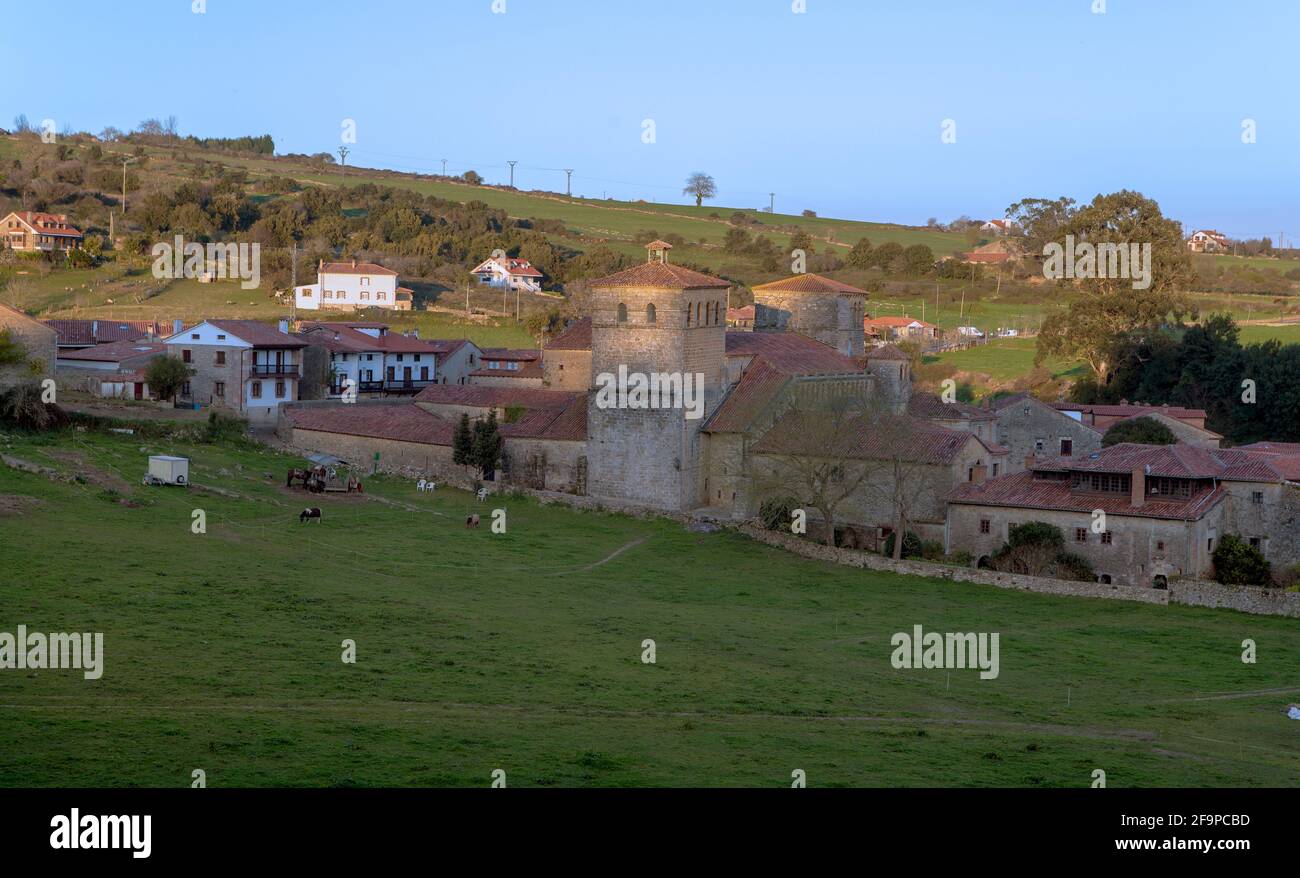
[
  {"x1": 337, "y1": 378, "x2": 434, "y2": 396},
  {"x1": 250, "y1": 363, "x2": 301, "y2": 378}
]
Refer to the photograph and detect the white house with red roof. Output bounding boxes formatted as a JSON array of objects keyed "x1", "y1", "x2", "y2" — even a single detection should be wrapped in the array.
[
  {"x1": 1, "y1": 211, "x2": 83, "y2": 253},
  {"x1": 470, "y1": 256, "x2": 544, "y2": 292},
  {"x1": 1186, "y1": 229, "x2": 1230, "y2": 253},
  {"x1": 161, "y1": 319, "x2": 308, "y2": 424},
  {"x1": 295, "y1": 321, "x2": 455, "y2": 397},
  {"x1": 294, "y1": 260, "x2": 414, "y2": 311}
]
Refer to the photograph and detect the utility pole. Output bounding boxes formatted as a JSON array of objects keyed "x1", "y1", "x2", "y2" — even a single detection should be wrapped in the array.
[
  {"x1": 515, "y1": 286, "x2": 520, "y2": 321},
  {"x1": 466, "y1": 283, "x2": 470, "y2": 320},
  {"x1": 441, "y1": 158, "x2": 447, "y2": 176},
  {"x1": 769, "y1": 193, "x2": 775, "y2": 214},
  {"x1": 507, "y1": 160, "x2": 517, "y2": 188},
  {"x1": 120, "y1": 156, "x2": 137, "y2": 213},
  {"x1": 290, "y1": 242, "x2": 299, "y2": 323},
  {"x1": 564, "y1": 169, "x2": 574, "y2": 197},
  {"x1": 337, "y1": 146, "x2": 350, "y2": 177}
]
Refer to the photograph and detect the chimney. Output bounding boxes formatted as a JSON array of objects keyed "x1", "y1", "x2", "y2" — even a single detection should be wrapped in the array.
[
  {"x1": 173, "y1": 318, "x2": 183, "y2": 335},
  {"x1": 971, "y1": 464, "x2": 988, "y2": 485},
  {"x1": 1131, "y1": 466, "x2": 1146, "y2": 508},
  {"x1": 318, "y1": 258, "x2": 323, "y2": 270},
  {"x1": 278, "y1": 319, "x2": 289, "y2": 335}
]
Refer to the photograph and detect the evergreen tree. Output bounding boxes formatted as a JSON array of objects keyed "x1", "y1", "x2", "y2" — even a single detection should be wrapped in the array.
[
  {"x1": 472, "y1": 409, "x2": 503, "y2": 478},
  {"x1": 452, "y1": 413, "x2": 474, "y2": 467}
]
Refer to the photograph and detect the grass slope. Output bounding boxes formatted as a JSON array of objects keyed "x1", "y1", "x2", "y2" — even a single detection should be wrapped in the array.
[{"x1": 0, "y1": 429, "x2": 1297, "y2": 787}]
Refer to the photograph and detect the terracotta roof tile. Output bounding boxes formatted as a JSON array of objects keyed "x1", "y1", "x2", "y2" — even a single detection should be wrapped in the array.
[
  {"x1": 206, "y1": 320, "x2": 308, "y2": 348},
  {"x1": 319, "y1": 261, "x2": 398, "y2": 276},
  {"x1": 704, "y1": 359, "x2": 789, "y2": 434},
  {"x1": 725, "y1": 331, "x2": 861, "y2": 375},
  {"x1": 544, "y1": 317, "x2": 592, "y2": 351},
  {"x1": 751, "y1": 273, "x2": 867, "y2": 295},
  {"x1": 864, "y1": 343, "x2": 909, "y2": 361},
  {"x1": 590, "y1": 261, "x2": 730, "y2": 290},
  {"x1": 56, "y1": 339, "x2": 165, "y2": 362},
  {"x1": 754, "y1": 412, "x2": 979, "y2": 465},
  {"x1": 950, "y1": 470, "x2": 1227, "y2": 520}
]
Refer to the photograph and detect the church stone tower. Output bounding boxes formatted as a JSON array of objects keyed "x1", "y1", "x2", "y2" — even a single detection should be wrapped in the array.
[
  {"x1": 864, "y1": 343, "x2": 913, "y2": 414},
  {"x1": 751, "y1": 273, "x2": 867, "y2": 358},
  {"x1": 585, "y1": 241, "x2": 730, "y2": 511}
]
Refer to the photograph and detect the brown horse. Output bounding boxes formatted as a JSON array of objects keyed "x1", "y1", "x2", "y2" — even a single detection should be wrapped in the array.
[{"x1": 286, "y1": 467, "x2": 311, "y2": 487}]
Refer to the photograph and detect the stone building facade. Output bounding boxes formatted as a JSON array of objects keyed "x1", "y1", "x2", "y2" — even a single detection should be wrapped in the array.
[
  {"x1": 752, "y1": 273, "x2": 867, "y2": 358},
  {"x1": 0, "y1": 303, "x2": 57, "y2": 390},
  {"x1": 990, "y1": 393, "x2": 1103, "y2": 473}
]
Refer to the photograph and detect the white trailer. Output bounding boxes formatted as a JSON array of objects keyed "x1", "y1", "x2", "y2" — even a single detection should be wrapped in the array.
[{"x1": 144, "y1": 455, "x2": 189, "y2": 486}]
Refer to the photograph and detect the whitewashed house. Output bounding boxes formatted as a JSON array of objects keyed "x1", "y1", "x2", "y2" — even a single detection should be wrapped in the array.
[
  {"x1": 294, "y1": 260, "x2": 414, "y2": 311},
  {"x1": 470, "y1": 256, "x2": 544, "y2": 292},
  {"x1": 296, "y1": 321, "x2": 446, "y2": 397}
]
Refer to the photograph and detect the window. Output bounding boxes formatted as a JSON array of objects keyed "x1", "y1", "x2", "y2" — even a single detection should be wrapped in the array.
[
  {"x1": 508, "y1": 361, "x2": 518, "y2": 371},
  {"x1": 182, "y1": 349, "x2": 192, "y2": 363},
  {"x1": 979, "y1": 519, "x2": 990, "y2": 534},
  {"x1": 1156, "y1": 540, "x2": 1165, "y2": 551},
  {"x1": 360, "y1": 277, "x2": 370, "y2": 286},
  {"x1": 323, "y1": 290, "x2": 333, "y2": 299},
  {"x1": 251, "y1": 381, "x2": 262, "y2": 400},
  {"x1": 302, "y1": 288, "x2": 313, "y2": 297},
  {"x1": 1100, "y1": 531, "x2": 1113, "y2": 545},
  {"x1": 646, "y1": 303, "x2": 657, "y2": 324},
  {"x1": 216, "y1": 334, "x2": 226, "y2": 340},
  {"x1": 1034, "y1": 439, "x2": 1045, "y2": 453},
  {"x1": 366, "y1": 354, "x2": 374, "y2": 361},
  {"x1": 377, "y1": 291, "x2": 386, "y2": 301},
  {"x1": 396, "y1": 354, "x2": 404, "y2": 362},
  {"x1": 214, "y1": 382, "x2": 225, "y2": 398},
  {"x1": 617, "y1": 303, "x2": 628, "y2": 324},
  {"x1": 275, "y1": 380, "x2": 285, "y2": 398},
  {"x1": 181, "y1": 381, "x2": 191, "y2": 397},
  {"x1": 190, "y1": 334, "x2": 200, "y2": 340},
  {"x1": 1075, "y1": 528, "x2": 1088, "y2": 543},
  {"x1": 414, "y1": 354, "x2": 421, "y2": 362},
  {"x1": 1249, "y1": 537, "x2": 1262, "y2": 549},
  {"x1": 215, "y1": 351, "x2": 225, "y2": 365},
  {"x1": 1252, "y1": 491, "x2": 1264, "y2": 505},
  {"x1": 489, "y1": 361, "x2": 499, "y2": 370},
  {"x1": 1059, "y1": 438, "x2": 1073, "y2": 456},
  {"x1": 992, "y1": 463, "x2": 999, "y2": 477},
  {"x1": 1207, "y1": 537, "x2": 1214, "y2": 552},
  {"x1": 360, "y1": 291, "x2": 370, "y2": 301}
]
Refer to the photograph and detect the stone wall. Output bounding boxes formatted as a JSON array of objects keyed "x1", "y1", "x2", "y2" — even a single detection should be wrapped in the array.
[
  {"x1": 995, "y1": 398, "x2": 1102, "y2": 473},
  {"x1": 740, "y1": 523, "x2": 1300, "y2": 617},
  {"x1": 542, "y1": 348, "x2": 591, "y2": 391},
  {"x1": 0, "y1": 306, "x2": 56, "y2": 389}
]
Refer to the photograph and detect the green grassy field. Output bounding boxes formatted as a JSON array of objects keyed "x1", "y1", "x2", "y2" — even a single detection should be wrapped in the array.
[
  {"x1": 927, "y1": 338, "x2": 1086, "y2": 385},
  {"x1": 0, "y1": 428, "x2": 1297, "y2": 787}
]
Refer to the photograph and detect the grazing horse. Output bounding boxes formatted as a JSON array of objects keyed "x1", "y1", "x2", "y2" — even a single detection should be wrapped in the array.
[
  {"x1": 465, "y1": 514, "x2": 480, "y2": 528},
  {"x1": 286, "y1": 467, "x2": 310, "y2": 487},
  {"x1": 476, "y1": 487, "x2": 488, "y2": 502},
  {"x1": 300, "y1": 507, "x2": 323, "y2": 524}
]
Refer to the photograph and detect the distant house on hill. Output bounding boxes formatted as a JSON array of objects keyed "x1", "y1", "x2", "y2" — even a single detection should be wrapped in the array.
[
  {"x1": 864, "y1": 315, "x2": 941, "y2": 342},
  {"x1": 1186, "y1": 229, "x2": 1230, "y2": 253},
  {"x1": 294, "y1": 260, "x2": 413, "y2": 311},
  {"x1": 470, "y1": 256, "x2": 544, "y2": 292},
  {"x1": 962, "y1": 239, "x2": 1019, "y2": 264},
  {"x1": 979, "y1": 219, "x2": 1014, "y2": 235},
  {"x1": 1, "y1": 211, "x2": 83, "y2": 254}
]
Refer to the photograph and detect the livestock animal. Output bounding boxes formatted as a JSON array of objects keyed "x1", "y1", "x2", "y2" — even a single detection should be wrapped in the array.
[
  {"x1": 465, "y1": 514, "x2": 480, "y2": 528},
  {"x1": 300, "y1": 507, "x2": 323, "y2": 524}
]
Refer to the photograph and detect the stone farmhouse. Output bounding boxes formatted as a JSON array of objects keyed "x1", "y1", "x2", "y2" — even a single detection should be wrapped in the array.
[
  {"x1": 949, "y1": 442, "x2": 1300, "y2": 587},
  {"x1": 163, "y1": 319, "x2": 307, "y2": 425},
  {"x1": 469, "y1": 348, "x2": 542, "y2": 388},
  {"x1": 293, "y1": 260, "x2": 414, "y2": 312}
]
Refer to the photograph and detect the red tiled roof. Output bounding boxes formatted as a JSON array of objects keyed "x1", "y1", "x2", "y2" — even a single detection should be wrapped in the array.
[
  {"x1": 752, "y1": 273, "x2": 867, "y2": 295},
  {"x1": 725, "y1": 331, "x2": 861, "y2": 375},
  {"x1": 297, "y1": 322, "x2": 434, "y2": 354},
  {"x1": 414, "y1": 384, "x2": 577, "y2": 410},
  {"x1": 864, "y1": 343, "x2": 909, "y2": 361},
  {"x1": 950, "y1": 469, "x2": 1228, "y2": 520},
  {"x1": 473, "y1": 257, "x2": 544, "y2": 278},
  {"x1": 423, "y1": 338, "x2": 474, "y2": 359},
  {"x1": 705, "y1": 359, "x2": 789, "y2": 434},
  {"x1": 590, "y1": 261, "x2": 730, "y2": 289},
  {"x1": 864, "y1": 315, "x2": 937, "y2": 329},
  {"x1": 963, "y1": 251, "x2": 1010, "y2": 264},
  {"x1": 479, "y1": 348, "x2": 539, "y2": 361},
  {"x1": 1042, "y1": 442, "x2": 1292, "y2": 483},
  {"x1": 56, "y1": 339, "x2": 165, "y2": 363},
  {"x1": 319, "y1": 261, "x2": 398, "y2": 276},
  {"x1": 7, "y1": 211, "x2": 82, "y2": 238},
  {"x1": 753, "y1": 412, "x2": 981, "y2": 465},
  {"x1": 726, "y1": 304, "x2": 756, "y2": 321},
  {"x1": 908, "y1": 391, "x2": 996, "y2": 421},
  {"x1": 1053, "y1": 402, "x2": 1207, "y2": 420},
  {"x1": 45, "y1": 319, "x2": 165, "y2": 345},
  {"x1": 206, "y1": 320, "x2": 308, "y2": 349},
  {"x1": 544, "y1": 317, "x2": 592, "y2": 351},
  {"x1": 288, "y1": 404, "x2": 451, "y2": 445}
]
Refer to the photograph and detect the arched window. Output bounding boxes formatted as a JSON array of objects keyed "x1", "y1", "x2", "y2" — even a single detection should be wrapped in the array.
[
  {"x1": 686, "y1": 304, "x2": 692, "y2": 327},
  {"x1": 617, "y1": 302, "x2": 628, "y2": 324},
  {"x1": 646, "y1": 303, "x2": 657, "y2": 324}
]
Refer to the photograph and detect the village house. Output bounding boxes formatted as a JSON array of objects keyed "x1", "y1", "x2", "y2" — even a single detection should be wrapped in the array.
[
  {"x1": 988, "y1": 392, "x2": 1103, "y2": 472},
  {"x1": 1186, "y1": 229, "x2": 1230, "y2": 253},
  {"x1": 0, "y1": 211, "x2": 83, "y2": 253},
  {"x1": 294, "y1": 260, "x2": 414, "y2": 312},
  {"x1": 424, "y1": 338, "x2": 482, "y2": 386},
  {"x1": 948, "y1": 442, "x2": 1300, "y2": 587},
  {"x1": 55, "y1": 339, "x2": 165, "y2": 400},
  {"x1": 0, "y1": 303, "x2": 57, "y2": 389},
  {"x1": 470, "y1": 255, "x2": 544, "y2": 292},
  {"x1": 979, "y1": 219, "x2": 1014, "y2": 235},
  {"x1": 294, "y1": 321, "x2": 442, "y2": 397},
  {"x1": 864, "y1": 314, "x2": 942, "y2": 343},
  {"x1": 469, "y1": 348, "x2": 543, "y2": 388},
  {"x1": 162, "y1": 319, "x2": 307, "y2": 425},
  {"x1": 541, "y1": 318, "x2": 592, "y2": 392},
  {"x1": 726, "y1": 304, "x2": 755, "y2": 329}
]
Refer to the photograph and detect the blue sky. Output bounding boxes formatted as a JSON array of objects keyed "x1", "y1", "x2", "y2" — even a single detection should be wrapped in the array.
[{"x1": 5, "y1": 0, "x2": 1298, "y2": 239}]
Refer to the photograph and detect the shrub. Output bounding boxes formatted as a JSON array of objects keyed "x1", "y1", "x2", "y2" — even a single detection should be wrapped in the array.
[
  {"x1": 1212, "y1": 534, "x2": 1272, "y2": 586},
  {"x1": 759, "y1": 496, "x2": 799, "y2": 532},
  {"x1": 884, "y1": 530, "x2": 923, "y2": 559},
  {"x1": 0, "y1": 382, "x2": 67, "y2": 430},
  {"x1": 1103, "y1": 416, "x2": 1176, "y2": 447},
  {"x1": 1052, "y1": 552, "x2": 1095, "y2": 582},
  {"x1": 202, "y1": 411, "x2": 247, "y2": 443}
]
